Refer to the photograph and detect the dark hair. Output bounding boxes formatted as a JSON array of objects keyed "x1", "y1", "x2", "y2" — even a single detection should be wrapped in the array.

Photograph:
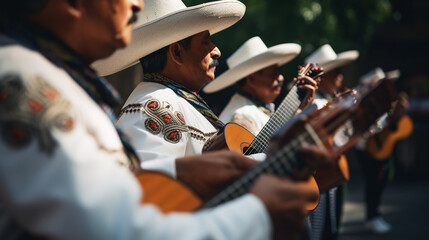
[
  {"x1": 0, "y1": 0, "x2": 47, "y2": 16},
  {"x1": 139, "y1": 36, "x2": 193, "y2": 73}
]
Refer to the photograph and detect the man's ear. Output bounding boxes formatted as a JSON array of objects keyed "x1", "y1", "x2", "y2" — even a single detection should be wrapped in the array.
[
  {"x1": 246, "y1": 74, "x2": 258, "y2": 88},
  {"x1": 168, "y1": 43, "x2": 184, "y2": 66}
]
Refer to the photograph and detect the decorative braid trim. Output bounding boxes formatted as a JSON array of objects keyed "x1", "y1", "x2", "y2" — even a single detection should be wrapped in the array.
[
  {"x1": 118, "y1": 103, "x2": 145, "y2": 119},
  {"x1": 188, "y1": 126, "x2": 217, "y2": 142},
  {"x1": 119, "y1": 99, "x2": 217, "y2": 143}
]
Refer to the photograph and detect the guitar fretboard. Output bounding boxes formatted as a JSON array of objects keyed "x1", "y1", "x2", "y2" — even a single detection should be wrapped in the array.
[{"x1": 246, "y1": 85, "x2": 303, "y2": 154}]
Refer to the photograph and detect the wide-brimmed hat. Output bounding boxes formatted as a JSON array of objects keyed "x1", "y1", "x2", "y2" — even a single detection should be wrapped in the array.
[
  {"x1": 304, "y1": 44, "x2": 359, "y2": 73},
  {"x1": 360, "y1": 67, "x2": 401, "y2": 85},
  {"x1": 92, "y1": 0, "x2": 246, "y2": 76},
  {"x1": 203, "y1": 36, "x2": 301, "y2": 93}
]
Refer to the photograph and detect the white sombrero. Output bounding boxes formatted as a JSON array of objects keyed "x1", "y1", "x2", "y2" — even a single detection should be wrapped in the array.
[
  {"x1": 304, "y1": 44, "x2": 359, "y2": 73},
  {"x1": 92, "y1": 0, "x2": 246, "y2": 76},
  {"x1": 360, "y1": 67, "x2": 401, "y2": 85},
  {"x1": 360, "y1": 67, "x2": 386, "y2": 86},
  {"x1": 203, "y1": 36, "x2": 301, "y2": 93}
]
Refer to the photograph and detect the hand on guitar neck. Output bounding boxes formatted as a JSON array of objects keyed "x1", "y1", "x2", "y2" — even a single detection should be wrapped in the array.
[{"x1": 293, "y1": 63, "x2": 324, "y2": 111}]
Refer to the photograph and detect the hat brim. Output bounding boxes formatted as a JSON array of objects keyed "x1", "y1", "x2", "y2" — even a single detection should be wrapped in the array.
[
  {"x1": 92, "y1": 0, "x2": 245, "y2": 76},
  {"x1": 321, "y1": 50, "x2": 359, "y2": 72},
  {"x1": 203, "y1": 43, "x2": 301, "y2": 93}
]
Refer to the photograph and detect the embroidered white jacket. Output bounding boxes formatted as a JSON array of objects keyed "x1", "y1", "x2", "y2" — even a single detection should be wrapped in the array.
[
  {"x1": 220, "y1": 93, "x2": 274, "y2": 135},
  {"x1": 0, "y1": 35, "x2": 271, "y2": 240},
  {"x1": 117, "y1": 81, "x2": 219, "y2": 177}
]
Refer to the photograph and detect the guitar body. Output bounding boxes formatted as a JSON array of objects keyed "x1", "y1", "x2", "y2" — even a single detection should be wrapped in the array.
[
  {"x1": 137, "y1": 171, "x2": 202, "y2": 213},
  {"x1": 223, "y1": 123, "x2": 255, "y2": 153},
  {"x1": 366, "y1": 115, "x2": 413, "y2": 160}
]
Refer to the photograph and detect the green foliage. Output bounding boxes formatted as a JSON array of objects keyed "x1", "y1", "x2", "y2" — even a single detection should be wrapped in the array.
[{"x1": 183, "y1": 0, "x2": 392, "y2": 75}]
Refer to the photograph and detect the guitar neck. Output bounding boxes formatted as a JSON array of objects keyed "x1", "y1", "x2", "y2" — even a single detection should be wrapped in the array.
[
  {"x1": 203, "y1": 127, "x2": 316, "y2": 208},
  {"x1": 248, "y1": 85, "x2": 303, "y2": 154}
]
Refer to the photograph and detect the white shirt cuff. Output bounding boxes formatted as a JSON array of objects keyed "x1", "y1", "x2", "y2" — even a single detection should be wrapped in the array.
[
  {"x1": 141, "y1": 157, "x2": 177, "y2": 178},
  {"x1": 247, "y1": 153, "x2": 267, "y2": 162}
]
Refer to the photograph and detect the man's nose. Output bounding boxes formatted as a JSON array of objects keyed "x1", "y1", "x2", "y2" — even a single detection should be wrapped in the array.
[
  {"x1": 211, "y1": 46, "x2": 221, "y2": 58},
  {"x1": 131, "y1": 0, "x2": 144, "y2": 12}
]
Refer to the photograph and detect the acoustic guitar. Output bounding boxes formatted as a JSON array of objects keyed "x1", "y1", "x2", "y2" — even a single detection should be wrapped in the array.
[
  {"x1": 366, "y1": 114, "x2": 413, "y2": 160},
  {"x1": 136, "y1": 78, "x2": 397, "y2": 214},
  {"x1": 203, "y1": 63, "x2": 323, "y2": 210}
]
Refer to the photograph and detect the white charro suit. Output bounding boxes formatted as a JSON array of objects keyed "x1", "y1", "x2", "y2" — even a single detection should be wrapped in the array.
[{"x1": 0, "y1": 35, "x2": 272, "y2": 240}]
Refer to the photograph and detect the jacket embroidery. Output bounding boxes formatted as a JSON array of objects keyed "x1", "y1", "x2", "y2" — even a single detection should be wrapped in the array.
[
  {"x1": 120, "y1": 99, "x2": 216, "y2": 144},
  {"x1": 0, "y1": 74, "x2": 74, "y2": 154}
]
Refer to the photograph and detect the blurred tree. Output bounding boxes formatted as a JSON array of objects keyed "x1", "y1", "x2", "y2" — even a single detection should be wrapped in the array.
[
  {"x1": 184, "y1": 0, "x2": 392, "y2": 111},
  {"x1": 184, "y1": 0, "x2": 391, "y2": 74}
]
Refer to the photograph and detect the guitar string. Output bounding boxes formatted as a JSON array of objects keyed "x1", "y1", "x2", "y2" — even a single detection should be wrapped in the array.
[
  {"x1": 250, "y1": 110, "x2": 297, "y2": 153},
  {"x1": 244, "y1": 86, "x2": 301, "y2": 155},
  {"x1": 258, "y1": 92, "x2": 300, "y2": 135},
  {"x1": 249, "y1": 103, "x2": 300, "y2": 154}
]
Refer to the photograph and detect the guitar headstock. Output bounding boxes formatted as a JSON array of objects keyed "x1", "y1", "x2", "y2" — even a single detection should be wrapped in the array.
[
  {"x1": 297, "y1": 63, "x2": 324, "y2": 83},
  {"x1": 268, "y1": 78, "x2": 397, "y2": 156}
]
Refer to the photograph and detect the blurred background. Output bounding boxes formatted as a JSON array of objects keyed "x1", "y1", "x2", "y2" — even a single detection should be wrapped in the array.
[{"x1": 106, "y1": 0, "x2": 429, "y2": 238}]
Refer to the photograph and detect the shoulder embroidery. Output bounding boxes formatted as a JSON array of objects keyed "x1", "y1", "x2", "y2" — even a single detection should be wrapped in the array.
[
  {"x1": 0, "y1": 74, "x2": 74, "y2": 154},
  {"x1": 120, "y1": 99, "x2": 216, "y2": 143},
  {"x1": 232, "y1": 112, "x2": 259, "y2": 135},
  {"x1": 120, "y1": 99, "x2": 187, "y2": 143}
]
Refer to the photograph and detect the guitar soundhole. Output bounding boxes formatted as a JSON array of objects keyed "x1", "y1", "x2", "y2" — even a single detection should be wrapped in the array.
[{"x1": 242, "y1": 146, "x2": 257, "y2": 155}]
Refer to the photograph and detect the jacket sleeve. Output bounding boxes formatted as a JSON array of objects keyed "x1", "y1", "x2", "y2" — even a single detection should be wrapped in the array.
[
  {"x1": 0, "y1": 69, "x2": 272, "y2": 240},
  {"x1": 0, "y1": 140, "x2": 271, "y2": 240}
]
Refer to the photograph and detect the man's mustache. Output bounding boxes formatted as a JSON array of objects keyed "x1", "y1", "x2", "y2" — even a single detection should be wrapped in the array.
[
  {"x1": 128, "y1": 10, "x2": 139, "y2": 25},
  {"x1": 209, "y1": 58, "x2": 219, "y2": 69}
]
